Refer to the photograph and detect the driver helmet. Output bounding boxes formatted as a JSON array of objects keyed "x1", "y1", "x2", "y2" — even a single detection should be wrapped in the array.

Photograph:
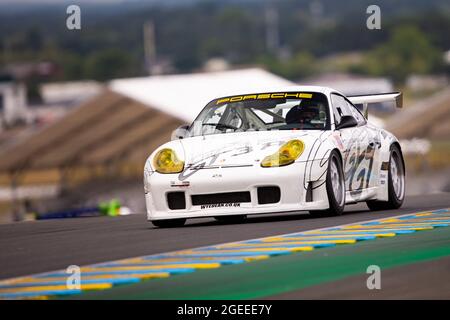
[{"x1": 286, "y1": 100, "x2": 320, "y2": 124}]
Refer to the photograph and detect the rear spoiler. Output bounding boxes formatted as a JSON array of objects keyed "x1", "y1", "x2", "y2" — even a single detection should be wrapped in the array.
[{"x1": 348, "y1": 92, "x2": 403, "y2": 118}]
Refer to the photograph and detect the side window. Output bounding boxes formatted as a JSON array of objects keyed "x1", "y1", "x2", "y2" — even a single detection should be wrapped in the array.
[
  {"x1": 345, "y1": 99, "x2": 366, "y2": 125},
  {"x1": 330, "y1": 94, "x2": 347, "y2": 125},
  {"x1": 331, "y1": 93, "x2": 365, "y2": 126}
]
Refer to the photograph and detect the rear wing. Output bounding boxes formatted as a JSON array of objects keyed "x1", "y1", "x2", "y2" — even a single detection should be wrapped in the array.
[{"x1": 348, "y1": 92, "x2": 403, "y2": 118}]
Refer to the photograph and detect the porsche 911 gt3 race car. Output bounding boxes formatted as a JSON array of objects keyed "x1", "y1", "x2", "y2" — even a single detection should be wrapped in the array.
[{"x1": 144, "y1": 86, "x2": 405, "y2": 227}]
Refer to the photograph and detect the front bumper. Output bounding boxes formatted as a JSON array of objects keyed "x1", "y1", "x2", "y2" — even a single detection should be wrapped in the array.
[{"x1": 145, "y1": 161, "x2": 329, "y2": 221}]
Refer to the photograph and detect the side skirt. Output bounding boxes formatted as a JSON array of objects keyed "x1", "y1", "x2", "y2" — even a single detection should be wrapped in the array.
[{"x1": 345, "y1": 187, "x2": 379, "y2": 204}]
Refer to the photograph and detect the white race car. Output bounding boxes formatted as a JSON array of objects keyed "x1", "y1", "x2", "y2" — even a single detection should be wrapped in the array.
[{"x1": 144, "y1": 86, "x2": 405, "y2": 227}]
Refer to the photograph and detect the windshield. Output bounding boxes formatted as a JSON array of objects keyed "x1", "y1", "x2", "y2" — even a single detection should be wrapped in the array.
[{"x1": 189, "y1": 92, "x2": 330, "y2": 137}]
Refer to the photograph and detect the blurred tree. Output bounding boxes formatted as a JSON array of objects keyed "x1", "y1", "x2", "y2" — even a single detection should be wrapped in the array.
[
  {"x1": 84, "y1": 48, "x2": 134, "y2": 81},
  {"x1": 60, "y1": 53, "x2": 84, "y2": 80},
  {"x1": 1, "y1": 1, "x2": 448, "y2": 82},
  {"x1": 259, "y1": 51, "x2": 316, "y2": 80},
  {"x1": 25, "y1": 28, "x2": 44, "y2": 52},
  {"x1": 216, "y1": 7, "x2": 264, "y2": 63},
  {"x1": 199, "y1": 37, "x2": 225, "y2": 61},
  {"x1": 35, "y1": 43, "x2": 81, "y2": 80},
  {"x1": 364, "y1": 25, "x2": 443, "y2": 83}
]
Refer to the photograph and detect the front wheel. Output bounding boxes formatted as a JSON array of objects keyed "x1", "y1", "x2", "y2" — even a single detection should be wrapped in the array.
[
  {"x1": 310, "y1": 150, "x2": 345, "y2": 217},
  {"x1": 366, "y1": 144, "x2": 405, "y2": 211},
  {"x1": 151, "y1": 218, "x2": 186, "y2": 228}
]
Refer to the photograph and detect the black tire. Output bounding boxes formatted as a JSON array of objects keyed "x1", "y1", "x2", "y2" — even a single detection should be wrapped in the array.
[
  {"x1": 214, "y1": 215, "x2": 247, "y2": 224},
  {"x1": 310, "y1": 150, "x2": 345, "y2": 217},
  {"x1": 366, "y1": 144, "x2": 405, "y2": 211},
  {"x1": 151, "y1": 218, "x2": 186, "y2": 228}
]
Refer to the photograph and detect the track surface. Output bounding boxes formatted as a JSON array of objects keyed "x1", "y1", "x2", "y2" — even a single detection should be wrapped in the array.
[
  {"x1": 0, "y1": 193, "x2": 449, "y2": 280},
  {"x1": 69, "y1": 224, "x2": 450, "y2": 300}
]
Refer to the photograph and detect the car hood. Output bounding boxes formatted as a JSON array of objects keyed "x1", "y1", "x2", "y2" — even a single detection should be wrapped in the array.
[{"x1": 175, "y1": 130, "x2": 327, "y2": 167}]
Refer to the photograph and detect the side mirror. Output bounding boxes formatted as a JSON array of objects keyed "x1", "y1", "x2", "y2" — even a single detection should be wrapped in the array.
[
  {"x1": 171, "y1": 124, "x2": 190, "y2": 140},
  {"x1": 336, "y1": 115, "x2": 358, "y2": 130}
]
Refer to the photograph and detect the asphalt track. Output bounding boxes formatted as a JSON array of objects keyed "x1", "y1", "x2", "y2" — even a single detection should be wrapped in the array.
[
  {"x1": 69, "y1": 224, "x2": 450, "y2": 300},
  {"x1": 0, "y1": 193, "x2": 449, "y2": 282}
]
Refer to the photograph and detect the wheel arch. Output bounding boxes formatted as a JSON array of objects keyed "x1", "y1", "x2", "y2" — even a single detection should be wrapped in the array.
[
  {"x1": 331, "y1": 147, "x2": 344, "y2": 169},
  {"x1": 309, "y1": 147, "x2": 346, "y2": 216},
  {"x1": 390, "y1": 141, "x2": 406, "y2": 175}
]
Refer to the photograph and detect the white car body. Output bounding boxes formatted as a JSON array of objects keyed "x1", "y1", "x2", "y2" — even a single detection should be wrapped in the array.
[{"x1": 144, "y1": 86, "x2": 404, "y2": 222}]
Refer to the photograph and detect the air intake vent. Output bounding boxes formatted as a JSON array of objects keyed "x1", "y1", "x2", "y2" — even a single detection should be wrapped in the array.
[
  {"x1": 257, "y1": 186, "x2": 281, "y2": 204},
  {"x1": 191, "y1": 192, "x2": 251, "y2": 206},
  {"x1": 167, "y1": 192, "x2": 186, "y2": 210}
]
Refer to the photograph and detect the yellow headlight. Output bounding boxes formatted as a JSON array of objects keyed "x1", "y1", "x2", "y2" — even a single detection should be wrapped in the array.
[
  {"x1": 261, "y1": 139, "x2": 305, "y2": 167},
  {"x1": 153, "y1": 148, "x2": 184, "y2": 174}
]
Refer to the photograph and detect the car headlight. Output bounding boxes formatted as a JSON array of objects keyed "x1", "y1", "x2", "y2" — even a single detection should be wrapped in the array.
[
  {"x1": 261, "y1": 139, "x2": 304, "y2": 167},
  {"x1": 152, "y1": 148, "x2": 184, "y2": 174}
]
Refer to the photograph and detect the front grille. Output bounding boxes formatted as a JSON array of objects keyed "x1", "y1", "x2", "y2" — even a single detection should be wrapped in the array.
[
  {"x1": 257, "y1": 186, "x2": 281, "y2": 204},
  {"x1": 167, "y1": 192, "x2": 186, "y2": 210},
  {"x1": 191, "y1": 191, "x2": 251, "y2": 206}
]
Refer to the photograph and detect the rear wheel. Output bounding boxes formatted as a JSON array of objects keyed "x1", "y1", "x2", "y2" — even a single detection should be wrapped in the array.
[
  {"x1": 310, "y1": 150, "x2": 345, "y2": 217},
  {"x1": 366, "y1": 144, "x2": 405, "y2": 211},
  {"x1": 214, "y1": 215, "x2": 247, "y2": 224},
  {"x1": 151, "y1": 218, "x2": 186, "y2": 228}
]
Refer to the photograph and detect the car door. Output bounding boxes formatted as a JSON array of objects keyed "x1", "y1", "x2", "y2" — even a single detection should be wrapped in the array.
[
  {"x1": 330, "y1": 93, "x2": 364, "y2": 193},
  {"x1": 344, "y1": 98, "x2": 382, "y2": 191}
]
